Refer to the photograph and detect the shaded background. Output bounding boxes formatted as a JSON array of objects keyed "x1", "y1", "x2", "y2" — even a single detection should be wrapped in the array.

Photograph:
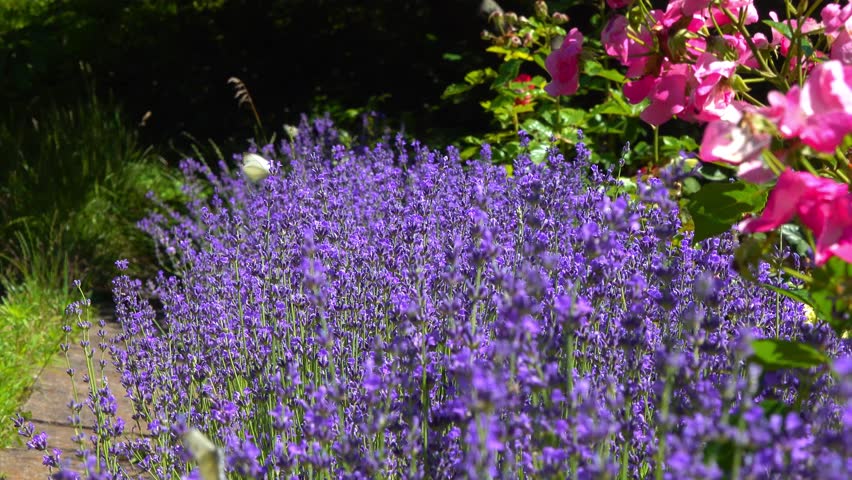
[
  {"x1": 0, "y1": 0, "x2": 790, "y2": 160},
  {"x1": 0, "y1": 0, "x2": 554, "y2": 297},
  {"x1": 0, "y1": 0, "x2": 787, "y2": 289},
  {"x1": 1, "y1": 0, "x2": 545, "y2": 151}
]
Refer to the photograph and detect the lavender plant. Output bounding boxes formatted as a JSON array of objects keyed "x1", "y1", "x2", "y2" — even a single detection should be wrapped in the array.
[{"x1": 18, "y1": 117, "x2": 852, "y2": 478}]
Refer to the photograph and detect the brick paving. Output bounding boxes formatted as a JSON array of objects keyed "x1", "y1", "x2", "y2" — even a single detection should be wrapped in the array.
[{"x1": 0, "y1": 320, "x2": 137, "y2": 479}]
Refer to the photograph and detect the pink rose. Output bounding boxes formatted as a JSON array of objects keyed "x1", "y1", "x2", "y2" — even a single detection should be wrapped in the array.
[
  {"x1": 708, "y1": 0, "x2": 759, "y2": 27},
  {"x1": 688, "y1": 53, "x2": 738, "y2": 121},
  {"x1": 602, "y1": 16, "x2": 654, "y2": 78},
  {"x1": 739, "y1": 170, "x2": 852, "y2": 265},
  {"x1": 639, "y1": 65, "x2": 690, "y2": 126},
  {"x1": 768, "y1": 11, "x2": 821, "y2": 56},
  {"x1": 811, "y1": 194, "x2": 852, "y2": 265},
  {"x1": 623, "y1": 75, "x2": 657, "y2": 103},
  {"x1": 545, "y1": 28, "x2": 584, "y2": 97},
  {"x1": 723, "y1": 32, "x2": 768, "y2": 69},
  {"x1": 800, "y1": 61, "x2": 852, "y2": 114},
  {"x1": 692, "y1": 52, "x2": 737, "y2": 96},
  {"x1": 831, "y1": 30, "x2": 852, "y2": 64},
  {"x1": 821, "y1": 2, "x2": 852, "y2": 40},
  {"x1": 691, "y1": 84, "x2": 738, "y2": 122},
  {"x1": 680, "y1": 0, "x2": 712, "y2": 16},
  {"x1": 762, "y1": 88, "x2": 805, "y2": 138},
  {"x1": 690, "y1": 53, "x2": 737, "y2": 112},
  {"x1": 822, "y1": 4, "x2": 852, "y2": 63},
  {"x1": 661, "y1": 0, "x2": 708, "y2": 29},
  {"x1": 798, "y1": 61, "x2": 852, "y2": 151},
  {"x1": 699, "y1": 110, "x2": 774, "y2": 182},
  {"x1": 759, "y1": 61, "x2": 852, "y2": 152},
  {"x1": 602, "y1": 15, "x2": 630, "y2": 63}
]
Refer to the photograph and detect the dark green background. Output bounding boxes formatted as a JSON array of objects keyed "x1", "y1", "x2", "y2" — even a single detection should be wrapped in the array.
[{"x1": 1, "y1": 0, "x2": 544, "y2": 150}]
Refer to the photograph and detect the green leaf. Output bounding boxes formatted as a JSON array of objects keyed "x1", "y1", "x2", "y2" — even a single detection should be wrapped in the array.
[
  {"x1": 490, "y1": 93, "x2": 515, "y2": 111},
  {"x1": 763, "y1": 20, "x2": 793, "y2": 38},
  {"x1": 762, "y1": 20, "x2": 815, "y2": 56},
  {"x1": 704, "y1": 439, "x2": 736, "y2": 474},
  {"x1": 589, "y1": 100, "x2": 634, "y2": 117},
  {"x1": 750, "y1": 339, "x2": 827, "y2": 370},
  {"x1": 541, "y1": 108, "x2": 586, "y2": 129},
  {"x1": 685, "y1": 181, "x2": 767, "y2": 242},
  {"x1": 759, "y1": 283, "x2": 811, "y2": 306},
  {"x1": 682, "y1": 177, "x2": 701, "y2": 194},
  {"x1": 588, "y1": 88, "x2": 645, "y2": 117},
  {"x1": 809, "y1": 257, "x2": 852, "y2": 332},
  {"x1": 491, "y1": 59, "x2": 523, "y2": 88},
  {"x1": 441, "y1": 83, "x2": 473, "y2": 99},
  {"x1": 521, "y1": 118, "x2": 553, "y2": 138},
  {"x1": 529, "y1": 142, "x2": 549, "y2": 164},
  {"x1": 533, "y1": 52, "x2": 547, "y2": 70},
  {"x1": 486, "y1": 45, "x2": 534, "y2": 61},
  {"x1": 442, "y1": 53, "x2": 462, "y2": 61},
  {"x1": 560, "y1": 108, "x2": 587, "y2": 126},
  {"x1": 660, "y1": 135, "x2": 699, "y2": 152},
  {"x1": 512, "y1": 103, "x2": 536, "y2": 114},
  {"x1": 460, "y1": 145, "x2": 480, "y2": 160},
  {"x1": 778, "y1": 223, "x2": 811, "y2": 256},
  {"x1": 464, "y1": 68, "x2": 495, "y2": 85},
  {"x1": 696, "y1": 163, "x2": 733, "y2": 181},
  {"x1": 583, "y1": 60, "x2": 625, "y2": 83},
  {"x1": 759, "y1": 399, "x2": 794, "y2": 417},
  {"x1": 484, "y1": 131, "x2": 518, "y2": 142}
]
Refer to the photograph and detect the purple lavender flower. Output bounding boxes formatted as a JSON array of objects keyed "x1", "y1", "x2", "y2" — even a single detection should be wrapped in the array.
[
  {"x1": 27, "y1": 431, "x2": 48, "y2": 451},
  {"x1": 29, "y1": 117, "x2": 850, "y2": 479}
]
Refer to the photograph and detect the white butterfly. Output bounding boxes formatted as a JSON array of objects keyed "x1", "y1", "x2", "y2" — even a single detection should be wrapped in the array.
[
  {"x1": 241, "y1": 153, "x2": 272, "y2": 183},
  {"x1": 182, "y1": 428, "x2": 226, "y2": 480}
]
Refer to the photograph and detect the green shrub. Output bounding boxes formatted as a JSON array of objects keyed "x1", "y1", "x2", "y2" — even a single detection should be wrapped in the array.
[{"x1": 0, "y1": 93, "x2": 183, "y2": 289}]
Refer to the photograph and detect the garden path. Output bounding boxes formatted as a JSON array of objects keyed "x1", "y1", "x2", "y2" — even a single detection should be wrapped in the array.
[{"x1": 0, "y1": 318, "x2": 137, "y2": 479}]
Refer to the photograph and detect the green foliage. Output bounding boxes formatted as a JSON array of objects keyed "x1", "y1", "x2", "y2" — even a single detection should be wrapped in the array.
[
  {"x1": 439, "y1": 1, "x2": 703, "y2": 169},
  {"x1": 1, "y1": 225, "x2": 69, "y2": 293},
  {"x1": 0, "y1": 277, "x2": 72, "y2": 447},
  {"x1": 807, "y1": 258, "x2": 852, "y2": 335},
  {"x1": 751, "y1": 255, "x2": 851, "y2": 375},
  {"x1": 749, "y1": 339, "x2": 828, "y2": 371},
  {"x1": 762, "y1": 20, "x2": 815, "y2": 57},
  {"x1": 683, "y1": 181, "x2": 768, "y2": 243},
  {"x1": 1, "y1": 94, "x2": 145, "y2": 223},
  {"x1": 0, "y1": 0, "x2": 53, "y2": 32},
  {"x1": 0, "y1": 0, "x2": 494, "y2": 150},
  {"x1": 0, "y1": 92, "x2": 183, "y2": 289}
]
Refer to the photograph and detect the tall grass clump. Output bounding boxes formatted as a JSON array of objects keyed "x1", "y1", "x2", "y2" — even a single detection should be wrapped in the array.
[
  {"x1": 0, "y1": 90, "x2": 185, "y2": 284},
  {"x1": 0, "y1": 227, "x2": 71, "y2": 444},
  {"x1": 17, "y1": 119, "x2": 852, "y2": 478},
  {"x1": 0, "y1": 93, "x2": 181, "y2": 446}
]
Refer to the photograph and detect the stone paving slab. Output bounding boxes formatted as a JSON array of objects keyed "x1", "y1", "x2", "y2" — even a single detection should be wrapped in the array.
[{"x1": 0, "y1": 320, "x2": 139, "y2": 479}]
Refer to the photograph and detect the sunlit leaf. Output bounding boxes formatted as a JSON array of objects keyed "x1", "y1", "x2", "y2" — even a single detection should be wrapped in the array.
[{"x1": 750, "y1": 339, "x2": 827, "y2": 370}]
